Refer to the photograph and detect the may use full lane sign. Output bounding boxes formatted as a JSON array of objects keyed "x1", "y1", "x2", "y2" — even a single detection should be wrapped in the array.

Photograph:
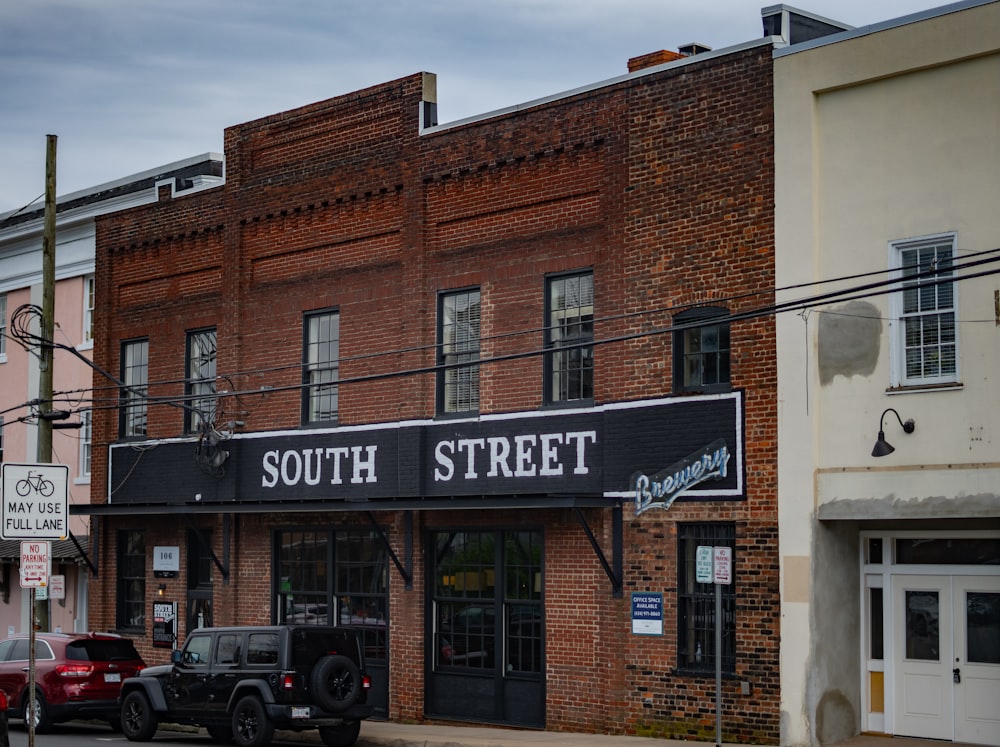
[{"x1": 1, "y1": 463, "x2": 69, "y2": 540}]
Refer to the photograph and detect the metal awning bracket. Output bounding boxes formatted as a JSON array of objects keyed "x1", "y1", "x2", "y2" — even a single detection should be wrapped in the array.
[
  {"x1": 573, "y1": 504, "x2": 623, "y2": 598},
  {"x1": 366, "y1": 510, "x2": 413, "y2": 590},
  {"x1": 183, "y1": 514, "x2": 231, "y2": 584}
]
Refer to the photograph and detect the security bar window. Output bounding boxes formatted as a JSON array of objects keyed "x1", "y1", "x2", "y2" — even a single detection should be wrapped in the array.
[
  {"x1": 438, "y1": 289, "x2": 481, "y2": 414},
  {"x1": 545, "y1": 272, "x2": 594, "y2": 404},
  {"x1": 674, "y1": 307, "x2": 731, "y2": 393},
  {"x1": 892, "y1": 235, "x2": 957, "y2": 386},
  {"x1": 303, "y1": 310, "x2": 339, "y2": 424},
  {"x1": 119, "y1": 339, "x2": 148, "y2": 438},
  {"x1": 677, "y1": 523, "x2": 736, "y2": 675},
  {"x1": 185, "y1": 328, "x2": 217, "y2": 433}
]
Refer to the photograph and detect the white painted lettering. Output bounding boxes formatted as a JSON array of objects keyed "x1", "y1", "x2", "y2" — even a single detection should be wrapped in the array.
[
  {"x1": 262, "y1": 450, "x2": 279, "y2": 488},
  {"x1": 487, "y1": 437, "x2": 513, "y2": 477},
  {"x1": 538, "y1": 433, "x2": 564, "y2": 476},
  {"x1": 514, "y1": 435, "x2": 537, "y2": 477},
  {"x1": 457, "y1": 439, "x2": 486, "y2": 479},
  {"x1": 280, "y1": 450, "x2": 302, "y2": 486},
  {"x1": 434, "y1": 441, "x2": 455, "y2": 482},
  {"x1": 566, "y1": 431, "x2": 597, "y2": 475},
  {"x1": 351, "y1": 445, "x2": 378, "y2": 484}
]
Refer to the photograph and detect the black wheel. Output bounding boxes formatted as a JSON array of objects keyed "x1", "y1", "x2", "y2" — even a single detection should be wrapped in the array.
[
  {"x1": 231, "y1": 695, "x2": 273, "y2": 747},
  {"x1": 120, "y1": 690, "x2": 158, "y2": 741},
  {"x1": 207, "y1": 723, "x2": 235, "y2": 743},
  {"x1": 319, "y1": 720, "x2": 362, "y2": 747},
  {"x1": 20, "y1": 691, "x2": 52, "y2": 733},
  {"x1": 309, "y1": 654, "x2": 361, "y2": 713}
]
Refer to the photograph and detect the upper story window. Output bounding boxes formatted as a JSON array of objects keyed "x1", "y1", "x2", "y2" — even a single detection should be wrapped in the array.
[
  {"x1": 545, "y1": 271, "x2": 594, "y2": 404},
  {"x1": 673, "y1": 306, "x2": 731, "y2": 393},
  {"x1": 438, "y1": 288, "x2": 481, "y2": 415},
  {"x1": 891, "y1": 234, "x2": 958, "y2": 387},
  {"x1": 119, "y1": 339, "x2": 148, "y2": 439},
  {"x1": 185, "y1": 329, "x2": 217, "y2": 433},
  {"x1": 0, "y1": 293, "x2": 7, "y2": 359},
  {"x1": 303, "y1": 310, "x2": 339, "y2": 424},
  {"x1": 83, "y1": 274, "x2": 95, "y2": 346},
  {"x1": 79, "y1": 409, "x2": 92, "y2": 478}
]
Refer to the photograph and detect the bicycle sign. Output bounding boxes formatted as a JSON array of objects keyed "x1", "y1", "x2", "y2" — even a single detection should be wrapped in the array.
[{"x1": 1, "y1": 463, "x2": 69, "y2": 540}]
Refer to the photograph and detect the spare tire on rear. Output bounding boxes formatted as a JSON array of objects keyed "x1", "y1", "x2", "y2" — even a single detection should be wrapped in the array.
[{"x1": 309, "y1": 654, "x2": 361, "y2": 713}]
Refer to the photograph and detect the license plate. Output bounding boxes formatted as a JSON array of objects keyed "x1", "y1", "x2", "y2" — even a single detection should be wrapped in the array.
[
  {"x1": 104, "y1": 673, "x2": 121, "y2": 683},
  {"x1": 291, "y1": 707, "x2": 309, "y2": 719}
]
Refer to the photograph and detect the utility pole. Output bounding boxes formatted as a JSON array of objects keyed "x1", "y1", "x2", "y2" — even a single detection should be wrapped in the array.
[{"x1": 27, "y1": 133, "x2": 57, "y2": 747}]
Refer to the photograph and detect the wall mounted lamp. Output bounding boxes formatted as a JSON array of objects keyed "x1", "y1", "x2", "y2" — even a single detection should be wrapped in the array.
[
  {"x1": 871, "y1": 408, "x2": 915, "y2": 457},
  {"x1": 157, "y1": 584, "x2": 167, "y2": 597}
]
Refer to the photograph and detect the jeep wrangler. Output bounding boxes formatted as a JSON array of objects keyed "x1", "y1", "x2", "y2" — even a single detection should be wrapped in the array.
[{"x1": 118, "y1": 625, "x2": 372, "y2": 747}]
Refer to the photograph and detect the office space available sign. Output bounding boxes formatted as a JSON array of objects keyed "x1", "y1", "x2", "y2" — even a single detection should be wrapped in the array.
[
  {"x1": 1, "y1": 463, "x2": 69, "y2": 539},
  {"x1": 631, "y1": 592, "x2": 663, "y2": 635}
]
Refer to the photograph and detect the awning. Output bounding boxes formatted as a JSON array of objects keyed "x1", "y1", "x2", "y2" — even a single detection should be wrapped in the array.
[{"x1": 0, "y1": 537, "x2": 89, "y2": 562}]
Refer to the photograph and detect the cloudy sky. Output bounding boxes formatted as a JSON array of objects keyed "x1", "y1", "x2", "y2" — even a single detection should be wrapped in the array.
[{"x1": 1, "y1": 0, "x2": 950, "y2": 213}]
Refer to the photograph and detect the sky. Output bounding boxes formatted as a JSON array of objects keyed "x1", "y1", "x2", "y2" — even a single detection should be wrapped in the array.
[{"x1": 0, "y1": 0, "x2": 953, "y2": 214}]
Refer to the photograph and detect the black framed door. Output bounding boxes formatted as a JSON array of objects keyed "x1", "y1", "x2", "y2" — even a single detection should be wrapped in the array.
[{"x1": 427, "y1": 529, "x2": 544, "y2": 727}]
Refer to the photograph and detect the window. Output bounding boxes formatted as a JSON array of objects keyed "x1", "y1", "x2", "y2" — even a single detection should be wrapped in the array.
[
  {"x1": 545, "y1": 272, "x2": 593, "y2": 403},
  {"x1": 119, "y1": 339, "x2": 148, "y2": 438},
  {"x1": 438, "y1": 289, "x2": 481, "y2": 414},
  {"x1": 677, "y1": 523, "x2": 736, "y2": 675},
  {"x1": 303, "y1": 310, "x2": 339, "y2": 424},
  {"x1": 892, "y1": 235, "x2": 957, "y2": 386},
  {"x1": 79, "y1": 409, "x2": 91, "y2": 478},
  {"x1": 83, "y1": 274, "x2": 95, "y2": 345},
  {"x1": 674, "y1": 306, "x2": 731, "y2": 393},
  {"x1": 0, "y1": 293, "x2": 6, "y2": 358},
  {"x1": 185, "y1": 328, "x2": 217, "y2": 433},
  {"x1": 116, "y1": 530, "x2": 145, "y2": 631}
]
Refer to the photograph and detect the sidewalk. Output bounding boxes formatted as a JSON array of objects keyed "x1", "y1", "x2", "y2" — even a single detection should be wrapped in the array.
[{"x1": 354, "y1": 720, "x2": 673, "y2": 746}]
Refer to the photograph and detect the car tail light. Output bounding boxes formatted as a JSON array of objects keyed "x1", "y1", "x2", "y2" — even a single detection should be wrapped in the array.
[
  {"x1": 281, "y1": 673, "x2": 295, "y2": 690},
  {"x1": 362, "y1": 675, "x2": 372, "y2": 690},
  {"x1": 0, "y1": 690, "x2": 7, "y2": 710},
  {"x1": 55, "y1": 663, "x2": 94, "y2": 678}
]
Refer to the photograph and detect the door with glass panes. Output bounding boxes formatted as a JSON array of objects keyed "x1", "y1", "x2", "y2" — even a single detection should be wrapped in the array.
[
  {"x1": 891, "y1": 574, "x2": 1000, "y2": 746},
  {"x1": 427, "y1": 530, "x2": 544, "y2": 727},
  {"x1": 273, "y1": 527, "x2": 389, "y2": 716}
]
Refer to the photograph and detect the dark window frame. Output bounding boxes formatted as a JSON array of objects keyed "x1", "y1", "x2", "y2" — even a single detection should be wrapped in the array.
[
  {"x1": 677, "y1": 522, "x2": 736, "y2": 675},
  {"x1": 184, "y1": 327, "x2": 217, "y2": 434},
  {"x1": 673, "y1": 306, "x2": 731, "y2": 394},
  {"x1": 302, "y1": 309, "x2": 340, "y2": 425},
  {"x1": 436, "y1": 287, "x2": 481, "y2": 416},
  {"x1": 543, "y1": 270, "x2": 594, "y2": 406},
  {"x1": 116, "y1": 529, "x2": 146, "y2": 632},
  {"x1": 118, "y1": 338, "x2": 149, "y2": 439}
]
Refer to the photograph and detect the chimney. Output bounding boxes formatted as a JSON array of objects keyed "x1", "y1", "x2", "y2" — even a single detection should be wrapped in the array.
[
  {"x1": 628, "y1": 49, "x2": 686, "y2": 73},
  {"x1": 678, "y1": 42, "x2": 712, "y2": 56}
]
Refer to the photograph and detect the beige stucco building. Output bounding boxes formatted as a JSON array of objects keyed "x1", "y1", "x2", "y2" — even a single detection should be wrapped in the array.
[{"x1": 774, "y1": 1, "x2": 1000, "y2": 745}]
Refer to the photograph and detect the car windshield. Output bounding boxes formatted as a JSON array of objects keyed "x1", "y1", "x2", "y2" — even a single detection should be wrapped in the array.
[{"x1": 66, "y1": 639, "x2": 142, "y2": 662}]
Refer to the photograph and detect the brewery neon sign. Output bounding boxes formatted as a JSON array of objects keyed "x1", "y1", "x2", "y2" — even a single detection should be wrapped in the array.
[{"x1": 633, "y1": 439, "x2": 730, "y2": 515}]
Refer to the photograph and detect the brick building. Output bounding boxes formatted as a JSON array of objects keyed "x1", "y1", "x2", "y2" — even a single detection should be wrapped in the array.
[{"x1": 77, "y1": 17, "x2": 800, "y2": 740}]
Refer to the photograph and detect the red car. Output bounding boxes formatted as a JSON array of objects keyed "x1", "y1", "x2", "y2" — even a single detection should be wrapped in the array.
[{"x1": 0, "y1": 632, "x2": 145, "y2": 732}]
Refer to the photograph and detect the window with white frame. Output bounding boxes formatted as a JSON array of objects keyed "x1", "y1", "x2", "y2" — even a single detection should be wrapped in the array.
[
  {"x1": 545, "y1": 271, "x2": 594, "y2": 404},
  {"x1": 303, "y1": 310, "x2": 339, "y2": 424},
  {"x1": 185, "y1": 328, "x2": 217, "y2": 433},
  {"x1": 892, "y1": 235, "x2": 957, "y2": 386},
  {"x1": 0, "y1": 293, "x2": 7, "y2": 358},
  {"x1": 83, "y1": 274, "x2": 95, "y2": 345},
  {"x1": 438, "y1": 288, "x2": 481, "y2": 415},
  {"x1": 120, "y1": 338, "x2": 148, "y2": 438},
  {"x1": 79, "y1": 409, "x2": 92, "y2": 478}
]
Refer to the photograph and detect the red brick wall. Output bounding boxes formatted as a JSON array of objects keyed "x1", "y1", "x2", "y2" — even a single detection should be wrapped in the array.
[{"x1": 92, "y1": 46, "x2": 778, "y2": 742}]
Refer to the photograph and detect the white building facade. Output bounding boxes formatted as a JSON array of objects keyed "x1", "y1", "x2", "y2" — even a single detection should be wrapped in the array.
[{"x1": 774, "y1": 1, "x2": 1000, "y2": 746}]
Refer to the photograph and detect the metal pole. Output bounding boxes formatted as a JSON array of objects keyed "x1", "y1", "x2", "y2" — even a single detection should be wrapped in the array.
[{"x1": 715, "y1": 581, "x2": 722, "y2": 747}]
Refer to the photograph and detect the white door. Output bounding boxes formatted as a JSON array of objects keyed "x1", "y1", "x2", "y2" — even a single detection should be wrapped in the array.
[{"x1": 892, "y1": 574, "x2": 1000, "y2": 746}]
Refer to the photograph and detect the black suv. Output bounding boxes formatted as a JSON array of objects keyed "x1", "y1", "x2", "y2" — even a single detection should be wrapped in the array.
[{"x1": 118, "y1": 625, "x2": 372, "y2": 747}]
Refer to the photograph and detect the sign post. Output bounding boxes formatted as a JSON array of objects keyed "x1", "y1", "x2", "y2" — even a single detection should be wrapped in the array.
[
  {"x1": 3, "y1": 462, "x2": 68, "y2": 747},
  {"x1": 698, "y1": 545, "x2": 732, "y2": 747}
]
